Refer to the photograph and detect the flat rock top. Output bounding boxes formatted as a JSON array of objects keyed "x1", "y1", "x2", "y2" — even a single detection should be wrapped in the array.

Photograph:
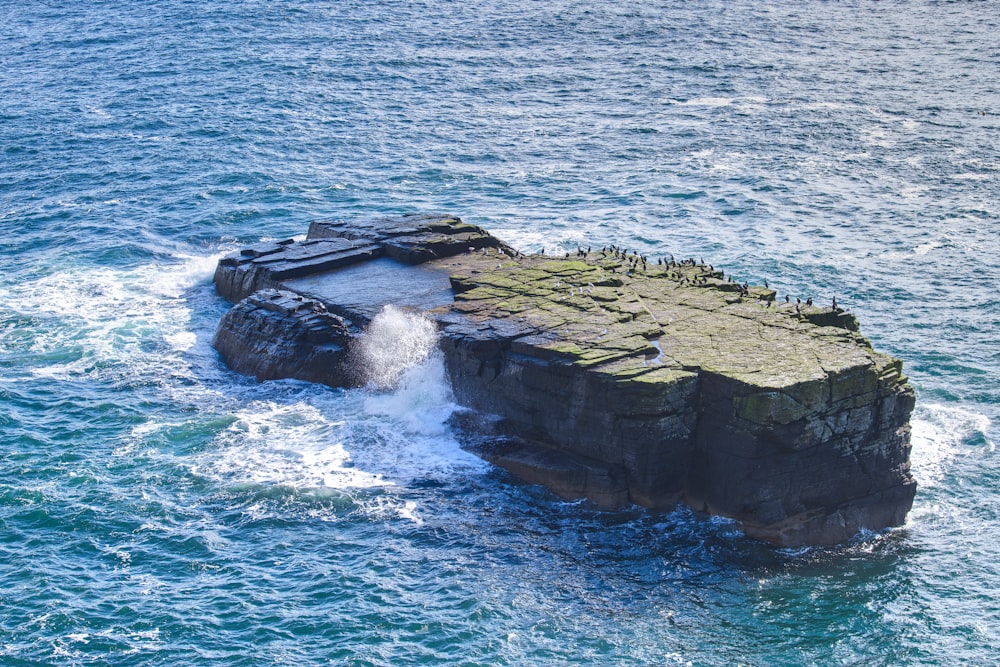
[
  {"x1": 222, "y1": 213, "x2": 903, "y2": 395},
  {"x1": 426, "y1": 248, "x2": 898, "y2": 393},
  {"x1": 284, "y1": 257, "x2": 456, "y2": 322}
]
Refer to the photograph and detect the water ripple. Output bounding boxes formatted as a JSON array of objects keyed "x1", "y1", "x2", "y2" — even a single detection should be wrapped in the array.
[{"x1": 1, "y1": 0, "x2": 999, "y2": 664}]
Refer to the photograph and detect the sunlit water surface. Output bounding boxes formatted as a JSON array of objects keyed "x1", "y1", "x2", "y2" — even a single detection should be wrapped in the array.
[{"x1": 1, "y1": 1, "x2": 998, "y2": 664}]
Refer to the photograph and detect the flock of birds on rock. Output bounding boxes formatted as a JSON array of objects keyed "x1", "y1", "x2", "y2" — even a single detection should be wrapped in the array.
[{"x1": 473, "y1": 243, "x2": 845, "y2": 315}]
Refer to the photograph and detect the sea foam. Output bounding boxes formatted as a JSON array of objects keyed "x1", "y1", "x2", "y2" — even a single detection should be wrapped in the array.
[
  {"x1": 910, "y1": 403, "x2": 993, "y2": 488},
  {"x1": 195, "y1": 304, "x2": 485, "y2": 496}
]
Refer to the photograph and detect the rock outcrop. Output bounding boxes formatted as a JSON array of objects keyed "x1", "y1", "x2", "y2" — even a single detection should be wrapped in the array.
[
  {"x1": 213, "y1": 288, "x2": 354, "y2": 386},
  {"x1": 212, "y1": 213, "x2": 917, "y2": 546}
]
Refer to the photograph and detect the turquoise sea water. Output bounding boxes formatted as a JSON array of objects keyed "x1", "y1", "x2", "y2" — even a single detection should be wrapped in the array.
[{"x1": 2, "y1": 1, "x2": 998, "y2": 664}]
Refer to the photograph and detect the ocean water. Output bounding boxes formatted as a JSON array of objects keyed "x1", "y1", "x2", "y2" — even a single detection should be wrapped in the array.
[{"x1": 2, "y1": 0, "x2": 998, "y2": 664}]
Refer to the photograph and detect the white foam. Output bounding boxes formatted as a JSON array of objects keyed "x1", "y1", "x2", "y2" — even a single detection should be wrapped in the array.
[
  {"x1": 353, "y1": 305, "x2": 488, "y2": 483},
  {"x1": 708, "y1": 154, "x2": 743, "y2": 173},
  {"x1": 10, "y1": 256, "x2": 486, "y2": 518},
  {"x1": 194, "y1": 400, "x2": 388, "y2": 490},
  {"x1": 860, "y1": 126, "x2": 894, "y2": 148},
  {"x1": 146, "y1": 253, "x2": 221, "y2": 299},
  {"x1": 495, "y1": 229, "x2": 563, "y2": 256},
  {"x1": 6, "y1": 252, "x2": 224, "y2": 382},
  {"x1": 365, "y1": 355, "x2": 454, "y2": 435},
  {"x1": 913, "y1": 240, "x2": 941, "y2": 256},
  {"x1": 951, "y1": 172, "x2": 991, "y2": 181},
  {"x1": 164, "y1": 330, "x2": 197, "y2": 352},
  {"x1": 359, "y1": 351, "x2": 488, "y2": 481},
  {"x1": 193, "y1": 305, "x2": 484, "y2": 496},
  {"x1": 680, "y1": 97, "x2": 734, "y2": 107},
  {"x1": 898, "y1": 184, "x2": 927, "y2": 200},
  {"x1": 355, "y1": 495, "x2": 424, "y2": 525},
  {"x1": 356, "y1": 305, "x2": 438, "y2": 390},
  {"x1": 798, "y1": 101, "x2": 853, "y2": 111},
  {"x1": 910, "y1": 403, "x2": 992, "y2": 487}
]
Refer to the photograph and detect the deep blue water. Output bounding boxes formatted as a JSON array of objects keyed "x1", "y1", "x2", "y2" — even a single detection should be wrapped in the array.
[{"x1": 2, "y1": 1, "x2": 999, "y2": 664}]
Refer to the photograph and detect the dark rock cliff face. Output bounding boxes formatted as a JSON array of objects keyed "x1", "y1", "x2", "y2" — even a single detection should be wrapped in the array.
[{"x1": 211, "y1": 213, "x2": 917, "y2": 547}]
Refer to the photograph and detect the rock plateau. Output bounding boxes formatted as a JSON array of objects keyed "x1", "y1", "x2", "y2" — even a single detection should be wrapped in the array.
[{"x1": 212, "y1": 213, "x2": 916, "y2": 547}]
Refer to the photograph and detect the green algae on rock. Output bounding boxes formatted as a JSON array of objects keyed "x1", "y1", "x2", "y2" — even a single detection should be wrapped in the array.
[{"x1": 212, "y1": 214, "x2": 916, "y2": 547}]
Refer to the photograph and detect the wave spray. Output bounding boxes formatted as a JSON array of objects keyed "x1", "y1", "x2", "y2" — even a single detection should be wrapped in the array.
[
  {"x1": 357, "y1": 304, "x2": 440, "y2": 391},
  {"x1": 357, "y1": 305, "x2": 486, "y2": 479}
]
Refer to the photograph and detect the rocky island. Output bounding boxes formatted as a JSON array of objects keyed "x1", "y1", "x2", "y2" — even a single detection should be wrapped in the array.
[{"x1": 212, "y1": 213, "x2": 916, "y2": 547}]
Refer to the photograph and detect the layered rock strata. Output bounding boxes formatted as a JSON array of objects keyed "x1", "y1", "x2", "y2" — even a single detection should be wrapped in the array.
[
  {"x1": 212, "y1": 213, "x2": 916, "y2": 546},
  {"x1": 213, "y1": 288, "x2": 354, "y2": 385}
]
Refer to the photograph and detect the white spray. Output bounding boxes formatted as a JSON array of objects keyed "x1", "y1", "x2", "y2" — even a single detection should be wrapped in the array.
[
  {"x1": 357, "y1": 304, "x2": 488, "y2": 479},
  {"x1": 197, "y1": 304, "x2": 486, "y2": 505},
  {"x1": 356, "y1": 304, "x2": 439, "y2": 391}
]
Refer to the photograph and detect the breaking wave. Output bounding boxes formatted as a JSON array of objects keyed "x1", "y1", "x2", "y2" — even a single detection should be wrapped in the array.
[
  {"x1": 910, "y1": 403, "x2": 993, "y2": 488},
  {"x1": 356, "y1": 304, "x2": 439, "y2": 391}
]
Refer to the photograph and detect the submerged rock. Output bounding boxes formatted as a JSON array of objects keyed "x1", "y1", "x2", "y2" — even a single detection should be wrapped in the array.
[{"x1": 212, "y1": 213, "x2": 916, "y2": 547}]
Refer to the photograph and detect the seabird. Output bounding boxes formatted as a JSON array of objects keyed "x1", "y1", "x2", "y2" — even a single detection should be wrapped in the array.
[{"x1": 785, "y1": 294, "x2": 789, "y2": 303}]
